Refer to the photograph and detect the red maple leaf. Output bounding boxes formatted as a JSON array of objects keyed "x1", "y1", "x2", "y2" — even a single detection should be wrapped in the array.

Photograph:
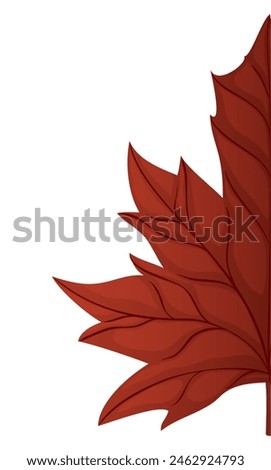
[{"x1": 54, "y1": 17, "x2": 271, "y2": 435}]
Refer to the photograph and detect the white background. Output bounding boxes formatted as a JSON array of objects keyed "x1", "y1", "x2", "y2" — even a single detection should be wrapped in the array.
[{"x1": 1, "y1": 1, "x2": 271, "y2": 469}]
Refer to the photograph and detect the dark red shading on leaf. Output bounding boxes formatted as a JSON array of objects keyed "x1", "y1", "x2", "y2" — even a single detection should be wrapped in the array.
[{"x1": 54, "y1": 17, "x2": 271, "y2": 435}]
